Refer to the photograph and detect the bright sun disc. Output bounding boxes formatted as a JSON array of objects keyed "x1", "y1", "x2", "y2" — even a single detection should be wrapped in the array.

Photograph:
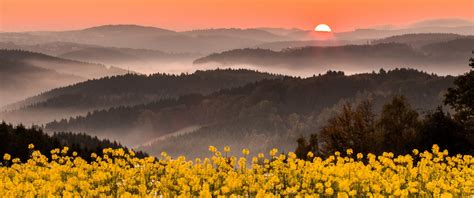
[{"x1": 314, "y1": 24, "x2": 332, "y2": 32}]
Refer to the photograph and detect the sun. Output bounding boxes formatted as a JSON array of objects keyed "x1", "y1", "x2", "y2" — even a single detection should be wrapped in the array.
[{"x1": 314, "y1": 24, "x2": 332, "y2": 32}]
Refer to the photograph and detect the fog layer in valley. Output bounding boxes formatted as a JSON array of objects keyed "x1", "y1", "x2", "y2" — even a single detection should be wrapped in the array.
[{"x1": 1, "y1": 18, "x2": 473, "y2": 158}]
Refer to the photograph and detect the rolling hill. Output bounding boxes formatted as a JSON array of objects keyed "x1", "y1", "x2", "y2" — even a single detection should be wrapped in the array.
[
  {"x1": 0, "y1": 53, "x2": 83, "y2": 107},
  {"x1": 0, "y1": 49, "x2": 128, "y2": 79},
  {"x1": 0, "y1": 41, "x2": 199, "y2": 74},
  {"x1": 0, "y1": 25, "x2": 291, "y2": 54},
  {"x1": 43, "y1": 69, "x2": 454, "y2": 158},
  {"x1": 193, "y1": 40, "x2": 473, "y2": 76},
  {"x1": 1, "y1": 69, "x2": 279, "y2": 124},
  {"x1": 0, "y1": 50, "x2": 128, "y2": 107},
  {"x1": 372, "y1": 33, "x2": 471, "y2": 48}
]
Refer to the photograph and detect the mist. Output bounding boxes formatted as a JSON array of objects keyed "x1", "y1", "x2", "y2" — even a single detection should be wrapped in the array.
[{"x1": 0, "y1": 18, "x2": 472, "y2": 160}]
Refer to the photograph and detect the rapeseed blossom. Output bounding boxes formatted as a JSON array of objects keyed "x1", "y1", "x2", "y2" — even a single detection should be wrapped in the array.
[{"x1": 0, "y1": 144, "x2": 472, "y2": 197}]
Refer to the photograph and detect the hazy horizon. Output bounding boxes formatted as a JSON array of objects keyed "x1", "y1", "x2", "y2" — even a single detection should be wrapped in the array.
[
  {"x1": 0, "y1": 17, "x2": 472, "y2": 33},
  {"x1": 1, "y1": 0, "x2": 473, "y2": 32}
]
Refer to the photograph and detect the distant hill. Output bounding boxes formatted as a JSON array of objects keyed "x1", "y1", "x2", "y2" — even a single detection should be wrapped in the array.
[
  {"x1": 57, "y1": 46, "x2": 198, "y2": 73},
  {"x1": 0, "y1": 41, "x2": 199, "y2": 74},
  {"x1": 333, "y1": 26, "x2": 474, "y2": 41},
  {"x1": 80, "y1": 24, "x2": 177, "y2": 36},
  {"x1": 421, "y1": 38, "x2": 474, "y2": 60},
  {"x1": 270, "y1": 21, "x2": 474, "y2": 41},
  {"x1": 253, "y1": 40, "x2": 366, "y2": 51},
  {"x1": 43, "y1": 69, "x2": 454, "y2": 158},
  {"x1": 0, "y1": 50, "x2": 128, "y2": 107},
  {"x1": 0, "y1": 25, "x2": 291, "y2": 54},
  {"x1": 407, "y1": 18, "x2": 474, "y2": 28},
  {"x1": 255, "y1": 28, "x2": 304, "y2": 37},
  {"x1": 182, "y1": 28, "x2": 288, "y2": 42},
  {"x1": 194, "y1": 40, "x2": 473, "y2": 75},
  {"x1": 0, "y1": 50, "x2": 84, "y2": 106},
  {"x1": 1, "y1": 69, "x2": 279, "y2": 124},
  {"x1": 372, "y1": 33, "x2": 470, "y2": 48},
  {"x1": 0, "y1": 49, "x2": 128, "y2": 79}
]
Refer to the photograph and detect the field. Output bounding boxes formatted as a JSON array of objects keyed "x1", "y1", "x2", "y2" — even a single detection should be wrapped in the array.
[{"x1": 0, "y1": 145, "x2": 473, "y2": 197}]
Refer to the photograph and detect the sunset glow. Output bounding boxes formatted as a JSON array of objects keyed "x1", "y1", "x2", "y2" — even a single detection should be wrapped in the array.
[{"x1": 1, "y1": 0, "x2": 473, "y2": 32}]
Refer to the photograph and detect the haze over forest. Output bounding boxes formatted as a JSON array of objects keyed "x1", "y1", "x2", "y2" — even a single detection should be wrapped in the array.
[{"x1": 1, "y1": 17, "x2": 473, "y2": 159}]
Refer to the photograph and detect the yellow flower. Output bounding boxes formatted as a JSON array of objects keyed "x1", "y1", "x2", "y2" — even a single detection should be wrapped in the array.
[
  {"x1": 224, "y1": 146, "x2": 231, "y2": 153},
  {"x1": 349, "y1": 190, "x2": 357, "y2": 196},
  {"x1": 12, "y1": 158, "x2": 20, "y2": 163},
  {"x1": 412, "y1": 149, "x2": 419, "y2": 155},
  {"x1": 337, "y1": 192, "x2": 349, "y2": 198},
  {"x1": 346, "y1": 149, "x2": 353, "y2": 155},
  {"x1": 0, "y1": 145, "x2": 470, "y2": 197},
  {"x1": 209, "y1": 146, "x2": 217, "y2": 153},
  {"x1": 269, "y1": 148, "x2": 278, "y2": 156},
  {"x1": 28, "y1": 144, "x2": 35, "y2": 150},
  {"x1": 3, "y1": 153, "x2": 11, "y2": 161},
  {"x1": 325, "y1": 187, "x2": 334, "y2": 196},
  {"x1": 221, "y1": 186, "x2": 230, "y2": 193},
  {"x1": 440, "y1": 192, "x2": 453, "y2": 198},
  {"x1": 242, "y1": 148, "x2": 250, "y2": 156},
  {"x1": 61, "y1": 146, "x2": 69, "y2": 154}
]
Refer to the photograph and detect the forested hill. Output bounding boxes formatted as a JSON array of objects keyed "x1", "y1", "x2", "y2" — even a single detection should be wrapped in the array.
[
  {"x1": 44, "y1": 68, "x2": 454, "y2": 157},
  {"x1": 371, "y1": 33, "x2": 471, "y2": 48},
  {"x1": 193, "y1": 40, "x2": 473, "y2": 75},
  {"x1": 1, "y1": 69, "x2": 280, "y2": 124}
]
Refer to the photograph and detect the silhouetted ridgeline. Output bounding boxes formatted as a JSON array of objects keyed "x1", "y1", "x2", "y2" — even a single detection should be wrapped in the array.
[
  {"x1": 0, "y1": 122, "x2": 146, "y2": 163},
  {"x1": 0, "y1": 49, "x2": 130, "y2": 107},
  {"x1": 1, "y1": 69, "x2": 280, "y2": 124},
  {"x1": 193, "y1": 40, "x2": 473, "y2": 74},
  {"x1": 0, "y1": 49, "x2": 128, "y2": 79},
  {"x1": 193, "y1": 43, "x2": 427, "y2": 66},
  {"x1": 0, "y1": 50, "x2": 84, "y2": 106},
  {"x1": 0, "y1": 25, "x2": 290, "y2": 53},
  {"x1": 372, "y1": 33, "x2": 471, "y2": 47},
  {"x1": 0, "y1": 41, "x2": 198, "y2": 71},
  {"x1": 44, "y1": 69, "x2": 454, "y2": 158}
]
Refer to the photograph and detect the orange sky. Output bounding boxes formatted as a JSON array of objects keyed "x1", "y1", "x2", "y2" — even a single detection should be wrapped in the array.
[{"x1": 1, "y1": 0, "x2": 473, "y2": 32}]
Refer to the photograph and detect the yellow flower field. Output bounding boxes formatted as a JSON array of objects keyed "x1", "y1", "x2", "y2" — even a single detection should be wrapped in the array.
[{"x1": 0, "y1": 145, "x2": 473, "y2": 197}]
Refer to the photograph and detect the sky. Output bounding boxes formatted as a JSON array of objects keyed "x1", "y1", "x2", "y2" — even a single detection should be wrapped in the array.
[{"x1": 1, "y1": 0, "x2": 473, "y2": 32}]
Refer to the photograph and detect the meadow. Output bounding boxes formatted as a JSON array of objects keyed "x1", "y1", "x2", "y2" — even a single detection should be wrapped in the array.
[{"x1": 0, "y1": 144, "x2": 472, "y2": 197}]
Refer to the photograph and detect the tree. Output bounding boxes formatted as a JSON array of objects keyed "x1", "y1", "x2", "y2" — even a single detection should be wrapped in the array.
[
  {"x1": 418, "y1": 107, "x2": 471, "y2": 154},
  {"x1": 295, "y1": 137, "x2": 310, "y2": 160},
  {"x1": 377, "y1": 96, "x2": 420, "y2": 154},
  {"x1": 444, "y1": 55, "x2": 474, "y2": 122},
  {"x1": 443, "y1": 54, "x2": 474, "y2": 152},
  {"x1": 295, "y1": 134, "x2": 320, "y2": 160},
  {"x1": 319, "y1": 100, "x2": 377, "y2": 155}
]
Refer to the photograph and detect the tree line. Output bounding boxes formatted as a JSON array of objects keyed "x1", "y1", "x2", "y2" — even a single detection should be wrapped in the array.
[
  {"x1": 0, "y1": 122, "x2": 147, "y2": 163},
  {"x1": 296, "y1": 56, "x2": 474, "y2": 158}
]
